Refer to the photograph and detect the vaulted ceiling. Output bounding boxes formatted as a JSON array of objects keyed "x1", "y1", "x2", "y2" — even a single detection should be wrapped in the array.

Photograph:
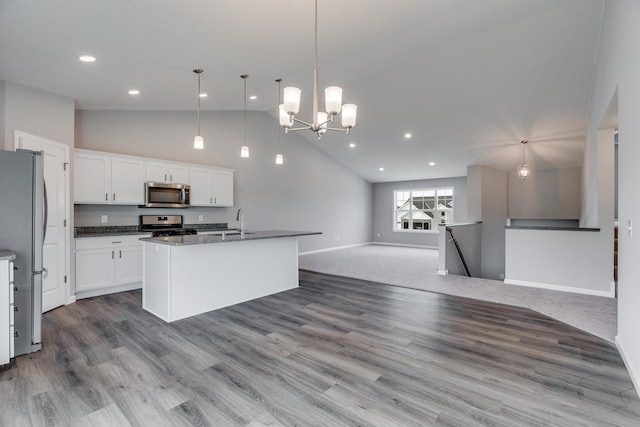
[{"x1": 0, "y1": 0, "x2": 603, "y2": 182}]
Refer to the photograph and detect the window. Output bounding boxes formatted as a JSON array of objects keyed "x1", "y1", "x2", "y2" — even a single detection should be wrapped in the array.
[{"x1": 394, "y1": 188, "x2": 454, "y2": 232}]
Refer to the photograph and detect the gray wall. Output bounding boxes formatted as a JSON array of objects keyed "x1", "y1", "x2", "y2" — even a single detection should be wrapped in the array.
[
  {"x1": 75, "y1": 110, "x2": 372, "y2": 252},
  {"x1": 371, "y1": 177, "x2": 467, "y2": 247},
  {"x1": 507, "y1": 167, "x2": 581, "y2": 219},
  {"x1": 1, "y1": 80, "x2": 75, "y2": 150},
  {"x1": 467, "y1": 165, "x2": 507, "y2": 280}
]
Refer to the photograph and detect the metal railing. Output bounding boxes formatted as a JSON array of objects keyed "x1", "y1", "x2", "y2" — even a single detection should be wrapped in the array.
[{"x1": 445, "y1": 226, "x2": 471, "y2": 277}]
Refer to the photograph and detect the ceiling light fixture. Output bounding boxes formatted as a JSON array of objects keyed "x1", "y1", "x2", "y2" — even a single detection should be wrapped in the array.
[
  {"x1": 128, "y1": 90, "x2": 140, "y2": 95},
  {"x1": 275, "y1": 79, "x2": 284, "y2": 165},
  {"x1": 429, "y1": 162, "x2": 435, "y2": 166},
  {"x1": 349, "y1": 143, "x2": 356, "y2": 148},
  {"x1": 240, "y1": 74, "x2": 250, "y2": 158},
  {"x1": 404, "y1": 133, "x2": 412, "y2": 139},
  {"x1": 199, "y1": 93, "x2": 208, "y2": 98},
  {"x1": 79, "y1": 55, "x2": 96, "y2": 62},
  {"x1": 193, "y1": 69, "x2": 204, "y2": 150},
  {"x1": 280, "y1": 0, "x2": 357, "y2": 140},
  {"x1": 517, "y1": 139, "x2": 530, "y2": 180},
  {"x1": 379, "y1": 167, "x2": 385, "y2": 171},
  {"x1": 249, "y1": 95, "x2": 257, "y2": 100}
]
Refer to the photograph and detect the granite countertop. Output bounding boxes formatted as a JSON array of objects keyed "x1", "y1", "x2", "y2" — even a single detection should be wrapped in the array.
[
  {"x1": 0, "y1": 250, "x2": 16, "y2": 261},
  {"x1": 140, "y1": 230, "x2": 322, "y2": 246},
  {"x1": 75, "y1": 223, "x2": 230, "y2": 238},
  {"x1": 505, "y1": 225, "x2": 600, "y2": 232}
]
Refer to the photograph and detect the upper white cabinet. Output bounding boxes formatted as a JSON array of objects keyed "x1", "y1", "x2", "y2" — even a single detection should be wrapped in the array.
[
  {"x1": 74, "y1": 149, "x2": 233, "y2": 207},
  {"x1": 145, "y1": 161, "x2": 189, "y2": 184},
  {"x1": 189, "y1": 167, "x2": 234, "y2": 207},
  {"x1": 74, "y1": 151, "x2": 144, "y2": 205}
]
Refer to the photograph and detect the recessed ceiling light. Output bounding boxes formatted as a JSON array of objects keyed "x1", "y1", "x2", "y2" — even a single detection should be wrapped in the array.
[
  {"x1": 429, "y1": 162, "x2": 435, "y2": 166},
  {"x1": 199, "y1": 93, "x2": 208, "y2": 98},
  {"x1": 404, "y1": 133, "x2": 412, "y2": 139},
  {"x1": 128, "y1": 90, "x2": 140, "y2": 95},
  {"x1": 349, "y1": 143, "x2": 356, "y2": 148},
  {"x1": 79, "y1": 55, "x2": 96, "y2": 62},
  {"x1": 249, "y1": 95, "x2": 257, "y2": 100},
  {"x1": 379, "y1": 167, "x2": 385, "y2": 171}
]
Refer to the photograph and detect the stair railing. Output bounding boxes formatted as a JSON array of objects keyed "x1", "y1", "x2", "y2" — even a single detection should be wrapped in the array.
[{"x1": 445, "y1": 226, "x2": 471, "y2": 277}]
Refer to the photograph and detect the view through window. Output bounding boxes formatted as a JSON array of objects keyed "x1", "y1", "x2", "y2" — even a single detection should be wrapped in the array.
[{"x1": 394, "y1": 188, "x2": 454, "y2": 231}]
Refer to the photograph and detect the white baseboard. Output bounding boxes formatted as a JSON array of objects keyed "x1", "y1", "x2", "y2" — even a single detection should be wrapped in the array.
[
  {"x1": 504, "y1": 278, "x2": 615, "y2": 298},
  {"x1": 616, "y1": 336, "x2": 640, "y2": 399},
  {"x1": 75, "y1": 282, "x2": 142, "y2": 300},
  {"x1": 437, "y1": 269, "x2": 448, "y2": 276},
  {"x1": 298, "y1": 242, "x2": 371, "y2": 256},
  {"x1": 371, "y1": 242, "x2": 439, "y2": 250}
]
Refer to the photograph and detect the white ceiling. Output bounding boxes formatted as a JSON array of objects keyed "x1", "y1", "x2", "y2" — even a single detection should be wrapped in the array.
[{"x1": 0, "y1": 0, "x2": 603, "y2": 182}]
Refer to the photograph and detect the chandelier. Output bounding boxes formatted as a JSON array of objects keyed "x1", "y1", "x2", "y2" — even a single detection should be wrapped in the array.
[
  {"x1": 279, "y1": 0, "x2": 357, "y2": 139},
  {"x1": 517, "y1": 139, "x2": 530, "y2": 180}
]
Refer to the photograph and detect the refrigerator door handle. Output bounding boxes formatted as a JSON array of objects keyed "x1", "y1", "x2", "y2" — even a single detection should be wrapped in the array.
[
  {"x1": 43, "y1": 179, "x2": 48, "y2": 242},
  {"x1": 42, "y1": 267, "x2": 49, "y2": 280}
]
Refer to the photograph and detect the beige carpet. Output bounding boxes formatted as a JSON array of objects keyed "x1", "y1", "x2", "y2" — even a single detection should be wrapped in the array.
[{"x1": 299, "y1": 244, "x2": 617, "y2": 342}]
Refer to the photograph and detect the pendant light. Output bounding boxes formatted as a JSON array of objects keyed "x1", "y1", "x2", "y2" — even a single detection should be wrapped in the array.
[
  {"x1": 240, "y1": 74, "x2": 250, "y2": 158},
  {"x1": 275, "y1": 79, "x2": 284, "y2": 165},
  {"x1": 193, "y1": 69, "x2": 204, "y2": 150},
  {"x1": 281, "y1": 0, "x2": 357, "y2": 139},
  {"x1": 517, "y1": 139, "x2": 530, "y2": 180}
]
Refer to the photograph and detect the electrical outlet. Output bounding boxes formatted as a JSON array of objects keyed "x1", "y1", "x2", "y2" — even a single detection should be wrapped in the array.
[
  {"x1": 334, "y1": 235, "x2": 340, "y2": 241},
  {"x1": 499, "y1": 273, "x2": 505, "y2": 279},
  {"x1": 101, "y1": 215, "x2": 108, "y2": 224},
  {"x1": 628, "y1": 220, "x2": 633, "y2": 237},
  {"x1": 198, "y1": 215, "x2": 204, "y2": 222}
]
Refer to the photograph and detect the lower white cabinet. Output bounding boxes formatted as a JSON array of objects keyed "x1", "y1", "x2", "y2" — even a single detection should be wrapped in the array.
[
  {"x1": 0, "y1": 254, "x2": 15, "y2": 366},
  {"x1": 75, "y1": 235, "x2": 147, "y2": 298}
]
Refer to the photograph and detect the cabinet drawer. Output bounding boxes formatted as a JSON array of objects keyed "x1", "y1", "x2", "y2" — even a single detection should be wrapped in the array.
[{"x1": 76, "y1": 235, "x2": 148, "y2": 250}]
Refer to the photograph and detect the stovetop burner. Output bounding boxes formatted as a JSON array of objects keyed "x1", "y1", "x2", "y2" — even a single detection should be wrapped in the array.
[
  {"x1": 140, "y1": 214, "x2": 197, "y2": 237},
  {"x1": 150, "y1": 228, "x2": 197, "y2": 237}
]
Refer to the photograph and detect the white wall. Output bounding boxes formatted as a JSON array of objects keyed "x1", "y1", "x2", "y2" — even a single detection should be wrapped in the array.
[
  {"x1": 74, "y1": 110, "x2": 372, "y2": 253},
  {"x1": 371, "y1": 177, "x2": 467, "y2": 247},
  {"x1": 588, "y1": 0, "x2": 640, "y2": 393},
  {"x1": 508, "y1": 167, "x2": 582, "y2": 219}
]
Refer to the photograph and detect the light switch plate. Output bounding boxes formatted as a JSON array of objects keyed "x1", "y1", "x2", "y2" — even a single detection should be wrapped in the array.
[
  {"x1": 198, "y1": 215, "x2": 204, "y2": 222},
  {"x1": 101, "y1": 215, "x2": 108, "y2": 224}
]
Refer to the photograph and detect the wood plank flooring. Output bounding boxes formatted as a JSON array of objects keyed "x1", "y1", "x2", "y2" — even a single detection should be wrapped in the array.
[{"x1": 1, "y1": 270, "x2": 639, "y2": 426}]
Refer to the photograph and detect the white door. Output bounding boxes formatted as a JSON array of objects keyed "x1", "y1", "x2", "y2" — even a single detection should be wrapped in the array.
[{"x1": 17, "y1": 132, "x2": 69, "y2": 312}]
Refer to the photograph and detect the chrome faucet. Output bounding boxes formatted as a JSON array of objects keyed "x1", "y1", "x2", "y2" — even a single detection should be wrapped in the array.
[{"x1": 236, "y1": 208, "x2": 245, "y2": 235}]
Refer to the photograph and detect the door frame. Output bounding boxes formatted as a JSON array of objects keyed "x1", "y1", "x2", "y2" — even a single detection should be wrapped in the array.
[{"x1": 15, "y1": 130, "x2": 73, "y2": 306}]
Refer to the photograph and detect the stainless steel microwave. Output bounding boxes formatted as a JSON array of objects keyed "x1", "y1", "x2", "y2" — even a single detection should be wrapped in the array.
[{"x1": 144, "y1": 182, "x2": 190, "y2": 208}]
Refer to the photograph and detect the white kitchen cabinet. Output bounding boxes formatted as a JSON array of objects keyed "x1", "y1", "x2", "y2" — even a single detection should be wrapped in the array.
[
  {"x1": 75, "y1": 235, "x2": 147, "y2": 298},
  {"x1": 74, "y1": 150, "x2": 144, "y2": 205},
  {"x1": 0, "y1": 254, "x2": 15, "y2": 366},
  {"x1": 74, "y1": 151, "x2": 110, "y2": 203},
  {"x1": 189, "y1": 166, "x2": 234, "y2": 207},
  {"x1": 145, "y1": 161, "x2": 189, "y2": 184}
]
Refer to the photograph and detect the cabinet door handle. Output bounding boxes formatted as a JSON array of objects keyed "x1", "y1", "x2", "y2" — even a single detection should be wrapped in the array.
[
  {"x1": 214, "y1": 197, "x2": 217, "y2": 204},
  {"x1": 112, "y1": 251, "x2": 114, "y2": 259},
  {"x1": 119, "y1": 250, "x2": 122, "y2": 258},
  {"x1": 105, "y1": 193, "x2": 108, "y2": 201},
  {"x1": 170, "y1": 174, "x2": 173, "y2": 181},
  {"x1": 210, "y1": 197, "x2": 212, "y2": 204},
  {"x1": 164, "y1": 174, "x2": 167, "y2": 181},
  {"x1": 113, "y1": 193, "x2": 116, "y2": 201}
]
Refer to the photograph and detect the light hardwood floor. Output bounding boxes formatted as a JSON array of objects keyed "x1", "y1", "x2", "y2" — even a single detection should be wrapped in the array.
[{"x1": 1, "y1": 270, "x2": 639, "y2": 426}]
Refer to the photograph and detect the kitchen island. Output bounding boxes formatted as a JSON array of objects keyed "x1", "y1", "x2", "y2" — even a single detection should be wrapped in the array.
[{"x1": 140, "y1": 230, "x2": 321, "y2": 322}]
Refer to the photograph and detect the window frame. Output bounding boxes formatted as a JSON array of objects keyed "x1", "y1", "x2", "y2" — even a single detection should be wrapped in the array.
[{"x1": 392, "y1": 187, "x2": 454, "y2": 234}]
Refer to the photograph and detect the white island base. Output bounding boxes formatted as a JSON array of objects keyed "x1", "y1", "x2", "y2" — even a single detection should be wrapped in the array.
[{"x1": 142, "y1": 235, "x2": 300, "y2": 322}]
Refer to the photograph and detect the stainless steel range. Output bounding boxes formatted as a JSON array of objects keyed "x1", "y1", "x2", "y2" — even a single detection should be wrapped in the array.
[{"x1": 139, "y1": 215, "x2": 197, "y2": 237}]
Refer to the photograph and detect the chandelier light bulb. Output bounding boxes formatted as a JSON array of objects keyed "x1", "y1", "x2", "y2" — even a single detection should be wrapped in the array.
[
  {"x1": 279, "y1": 104, "x2": 293, "y2": 128},
  {"x1": 317, "y1": 112, "x2": 328, "y2": 135},
  {"x1": 325, "y1": 86, "x2": 343, "y2": 115},
  {"x1": 283, "y1": 87, "x2": 302, "y2": 115},
  {"x1": 341, "y1": 104, "x2": 357, "y2": 128}
]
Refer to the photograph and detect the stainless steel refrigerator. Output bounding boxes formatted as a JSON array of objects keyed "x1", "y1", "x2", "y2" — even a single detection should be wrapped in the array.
[{"x1": 0, "y1": 149, "x2": 44, "y2": 356}]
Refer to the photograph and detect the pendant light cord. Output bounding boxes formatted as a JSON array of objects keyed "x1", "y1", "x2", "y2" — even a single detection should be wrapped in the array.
[
  {"x1": 243, "y1": 76, "x2": 247, "y2": 146},
  {"x1": 197, "y1": 73, "x2": 201, "y2": 135},
  {"x1": 277, "y1": 79, "x2": 282, "y2": 151}
]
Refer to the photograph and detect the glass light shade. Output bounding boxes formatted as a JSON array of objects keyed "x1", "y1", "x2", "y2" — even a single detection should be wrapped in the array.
[
  {"x1": 325, "y1": 86, "x2": 343, "y2": 115},
  {"x1": 279, "y1": 104, "x2": 293, "y2": 128},
  {"x1": 194, "y1": 135, "x2": 204, "y2": 150},
  {"x1": 341, "y1": 104, "x2": 357, "y2": 128},
  {"x1": 518, "y1": 163, "x2": 530, "y2": 180},
  {"x1": 317, "y1": 112, "x2": 328, "y2": 134},
  {"x1": 283, "y1": 87, "x2": 301, "y2": 115},
  {"x1": 240, "y1": 145, "x2": 250, "y2": 158},
  {"x1": 275, "y1": 153, "x2": 284, "y2": 165}
]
